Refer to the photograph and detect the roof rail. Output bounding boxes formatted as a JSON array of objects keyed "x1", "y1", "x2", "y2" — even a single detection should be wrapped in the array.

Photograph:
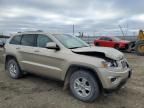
[
  {"x1": 36, "y1": 30, "x2": 43, "y2": 32},
  {"x1": 17, "y1": 30, "x2": 43, "y2": 33}
]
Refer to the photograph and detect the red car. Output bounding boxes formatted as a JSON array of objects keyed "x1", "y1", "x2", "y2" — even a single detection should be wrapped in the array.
[{"x1": 94, "y1": 36, "x2": 130, "y2": 50}]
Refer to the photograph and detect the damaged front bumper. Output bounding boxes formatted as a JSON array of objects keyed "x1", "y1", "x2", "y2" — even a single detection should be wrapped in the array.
[
  {"x1": 104, "y1": 69, "x2": 132, "y2": 93},
  {"x1": 97, "y1": 67, "x2": 132, "y2": 92}
]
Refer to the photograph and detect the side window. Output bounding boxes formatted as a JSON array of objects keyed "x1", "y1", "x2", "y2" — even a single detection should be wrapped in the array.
[
  {"x1": 37, "y1": 35, "x2": 53, "y2": 48},
  {"x1": 100, "y1": 37, "x2": 105, "y2": 40},
  {"x1": 9, "y1": 35, "x2": 22, "y2": 45},
  {"x1": 105, "y1": 37, "x2": 112, "y2": 41},
  {"x1": 21, "y1": 34, "x2": 36, "y2": 46}
]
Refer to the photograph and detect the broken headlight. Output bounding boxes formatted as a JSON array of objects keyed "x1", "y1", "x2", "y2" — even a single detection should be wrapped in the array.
[{"x1": 102, "y1": 60, "x2": 118, "y2": 68}]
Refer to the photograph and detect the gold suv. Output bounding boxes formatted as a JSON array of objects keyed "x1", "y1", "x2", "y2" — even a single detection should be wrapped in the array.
[{"x1": 2, "y1": 31, "x2": 132, "y2": 102}]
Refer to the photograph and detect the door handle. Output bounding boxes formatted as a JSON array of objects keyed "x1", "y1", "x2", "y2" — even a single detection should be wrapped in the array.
[
  {"x1": 34, "y1": 50, "x2": 40, "y2": 52},
  {"x1": 16, "y1": 47, "x2": 20, "y2": 50}
]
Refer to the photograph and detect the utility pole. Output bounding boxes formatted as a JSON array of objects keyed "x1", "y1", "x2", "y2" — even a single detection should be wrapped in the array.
[
  {"x1": 118, "y1": 23, "x2": 129, "y2": 40},
  {"x1": 73, "y1": 24, "x2": 75, "y2": 35},
  {"x1": 119, "y1": 25, "x2": 125, "y2": 40}
]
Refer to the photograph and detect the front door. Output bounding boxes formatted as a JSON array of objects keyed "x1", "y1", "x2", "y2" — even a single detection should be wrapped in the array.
[
  {"x1": 31, "y1": 34, "x2": 65, "y2": 80},
  {"x1": 102, "y1": 37, "x2": 114, "y2": 47}
]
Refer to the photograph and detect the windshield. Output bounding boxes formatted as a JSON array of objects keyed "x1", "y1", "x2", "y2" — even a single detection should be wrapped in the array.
[
  {"x1": 112, "y1": 37, "x2": 121, "y2": 41},
  {"x1": 53, "y1": 34, "x2": 89, "y2": 49}
]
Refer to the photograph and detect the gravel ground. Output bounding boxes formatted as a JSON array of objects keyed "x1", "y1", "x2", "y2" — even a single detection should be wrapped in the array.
[{"x1": 0, "y1": 51, "x2": 144, "y2": 108}]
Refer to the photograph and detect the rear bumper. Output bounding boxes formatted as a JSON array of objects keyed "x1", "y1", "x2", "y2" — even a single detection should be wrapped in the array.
[
  {"x1": 119, "y1": 44, "x2": 129, "y2": 50},
  {"x1": 2, "y1": 54, "x2": 5, "y2": 64},
  {"x1": 0, "y1": 48, "x2": 5, "y2": 63}
]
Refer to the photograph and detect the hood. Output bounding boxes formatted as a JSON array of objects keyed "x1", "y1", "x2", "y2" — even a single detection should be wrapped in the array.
[{"x1": 72, "y1": 46, "x2": 124, "y2": 60}]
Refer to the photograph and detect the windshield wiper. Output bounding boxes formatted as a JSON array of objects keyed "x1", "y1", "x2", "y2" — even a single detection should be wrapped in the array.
[
  {"x1": 69, "y1": 47, "x2": 81, "y2": 49},
  {"x1": 69, "y1": 46, "x2": 89, "y2": 49}
]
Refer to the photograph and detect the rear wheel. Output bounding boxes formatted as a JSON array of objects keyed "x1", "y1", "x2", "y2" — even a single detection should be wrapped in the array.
[
  {"x1": 135, "y1": 40, "x2": 144, "y2": 56},
  {"x1": 6, "y1": 59, "x2": 23, "y2": 79},
  {"x1": 114, "y1": 44, "x2": 119, "y2": 50},
  {"x1": 70, "y1": 70, "x2": 100, "y2": 102},
  {"x1": 95, "y1": 42, "x2": 99, "y2": 46}
]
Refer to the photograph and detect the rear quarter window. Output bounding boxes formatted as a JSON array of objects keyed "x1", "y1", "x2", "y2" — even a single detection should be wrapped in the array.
[
  {"x1": 9, "y1": 35, "x2": 22, "y2": 45},
  {"x1": 99, "y1": 37, "x2": 105, "y2": 40}
]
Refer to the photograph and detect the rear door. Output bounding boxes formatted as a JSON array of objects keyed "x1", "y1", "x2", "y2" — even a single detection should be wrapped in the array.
[
  {"x1": 18, "y1": 34, "x2": 38, "y2": 72},
  {"x1": 97, "y1": 37, "x2": 106, "y2": 46}
]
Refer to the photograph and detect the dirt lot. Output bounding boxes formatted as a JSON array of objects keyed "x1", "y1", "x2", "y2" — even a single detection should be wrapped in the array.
[{"x1": 0, "y1": 51, "x2": 144, "y2": 108}]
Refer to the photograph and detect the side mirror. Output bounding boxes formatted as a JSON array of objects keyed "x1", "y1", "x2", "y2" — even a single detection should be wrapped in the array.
[
  {"x1": 46, "y1": 42, "x2": 60, "y2": 50},
  {"x1": 0, "y1": 41, "x2": 4, "y2": 48}
]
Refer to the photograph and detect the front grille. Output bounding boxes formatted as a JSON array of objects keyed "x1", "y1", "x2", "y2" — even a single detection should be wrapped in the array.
[{"x1": 121, "y1": 60, "x2": 129, "y2": 68}]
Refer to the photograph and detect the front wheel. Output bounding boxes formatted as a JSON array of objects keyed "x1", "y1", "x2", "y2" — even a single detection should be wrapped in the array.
[{"x1": 70, "y1": 70, "x2": 100, "y2": 102}]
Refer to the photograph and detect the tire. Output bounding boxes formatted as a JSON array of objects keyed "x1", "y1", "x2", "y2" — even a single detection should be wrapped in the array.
[
  {"x1": 127, "y1": 41, "x2": 135, "y2": 52},
  {"x1": 95, "y1": 43, "x2": 99, "y2": 46},
  {"x1": 70, "y1": 70, "x2": 100, "y2": 102},
  {"x1": 114, "y1": 44, "x2": 119, "y2": 50},
  {"x1": 135, "y1": 40, "x2": 144, "y2": 56},
  {"x1": 6, "y1": 59, "x2": 23, "y2": 79}
]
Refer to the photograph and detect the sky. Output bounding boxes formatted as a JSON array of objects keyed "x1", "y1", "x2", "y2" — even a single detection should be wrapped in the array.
[{"x1": 0, "y1": 0, "x2": 144, "y2": 36}]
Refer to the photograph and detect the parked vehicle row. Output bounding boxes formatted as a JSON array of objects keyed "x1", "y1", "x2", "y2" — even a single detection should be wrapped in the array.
[{"x1": 94, "y1": 36, "x2": 130, "y2": 50}]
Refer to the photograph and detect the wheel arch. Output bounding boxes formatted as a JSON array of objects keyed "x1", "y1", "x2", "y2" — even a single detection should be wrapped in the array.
[
  {"x1": 63, "y1": 64, "x2": 103, "y2": 90},
  {"x1": 114, "y1": 43, "x2": 119, "y2": 47},
  {"x1": 5, "y1": 55, "x2": 19, "y2": 70},
  {"x1": 114, "y1": 43, "x2": 120, "y2": 49}
]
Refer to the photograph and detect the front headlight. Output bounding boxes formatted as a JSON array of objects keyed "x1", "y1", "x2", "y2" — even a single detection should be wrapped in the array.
[{"x1": 101, "y1": 60, "x2": 118, "y2": 68}]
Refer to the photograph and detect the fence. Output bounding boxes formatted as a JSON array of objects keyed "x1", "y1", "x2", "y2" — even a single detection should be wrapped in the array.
[
  {"x1": 78, "y1": 36, "x2": 137, "y2": 44},
  {"x1": 0, "y1": 35, "x2": 10, "y2": 43}
]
